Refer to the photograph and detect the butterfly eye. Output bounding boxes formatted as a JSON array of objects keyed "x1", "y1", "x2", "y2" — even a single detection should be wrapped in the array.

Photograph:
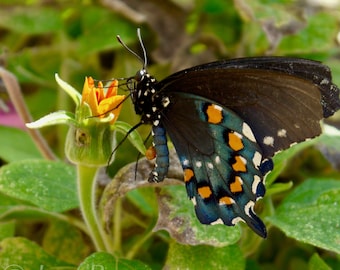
[
  {"x1": 135, "y1": 69, "x2": 147, "y2": 82},
  {"x1": 126, "y1": 77, "x2": 136, "y2": 91}
]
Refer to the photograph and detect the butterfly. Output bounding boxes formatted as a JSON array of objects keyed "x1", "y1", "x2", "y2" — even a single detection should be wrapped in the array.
[{"x1": 118, "y1": 29, "x2": 340, "y2": 238}]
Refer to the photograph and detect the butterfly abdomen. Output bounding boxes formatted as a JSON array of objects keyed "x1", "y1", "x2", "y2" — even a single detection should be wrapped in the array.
[{"x1": 148, "y1": 125, "x2": 169, "y2": 182}]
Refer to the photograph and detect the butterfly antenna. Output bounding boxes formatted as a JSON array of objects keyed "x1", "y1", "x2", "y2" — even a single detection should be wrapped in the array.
[
  {"x1": 116, "y1": 28, "x2": 147, "y2": 69},
  {"x1": 106, "y1": 121, "x2": 144, "y2": 168},
  {"x1": 137, "y1": 28, "x2": 147, "y2": 69}
]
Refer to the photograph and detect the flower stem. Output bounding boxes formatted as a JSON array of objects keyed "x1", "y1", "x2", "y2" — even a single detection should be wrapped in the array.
[{"x1": 77, "y1": 164, "x2": 112, "y2": 252}]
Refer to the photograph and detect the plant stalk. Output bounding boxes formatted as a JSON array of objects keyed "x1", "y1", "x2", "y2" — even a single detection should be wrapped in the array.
[{"x1": 77, "y1": 164, "x2": 112, "y2": 252}]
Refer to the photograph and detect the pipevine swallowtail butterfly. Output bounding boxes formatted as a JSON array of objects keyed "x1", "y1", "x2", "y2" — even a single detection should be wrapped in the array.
[{"x1": 117, "y1": 29, "x2": 340, "y2": 237}]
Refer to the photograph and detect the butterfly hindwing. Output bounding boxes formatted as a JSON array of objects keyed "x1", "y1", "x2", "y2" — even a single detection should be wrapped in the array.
[{"x1": 161, "y1": 93, "x2": 269, "y2": 237}]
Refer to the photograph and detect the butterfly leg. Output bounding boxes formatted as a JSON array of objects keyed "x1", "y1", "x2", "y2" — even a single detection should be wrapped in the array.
[{"x1": 148, "y1": 124, "x2": 169, "y2": 182}]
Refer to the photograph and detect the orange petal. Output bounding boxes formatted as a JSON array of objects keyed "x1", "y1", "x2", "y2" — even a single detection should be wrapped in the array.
[
  {"x1": 106, "y1": 80, "x2": 119, "y2": 98},
  {"x1": 96, "y1": 81, "x2": 105, "y2": 103},
  {"x1": 81, "y1": 77, "x2": 91, "y2": 103},
  {"x1": 82, "y1": 77, "x2": 100, "y2": 115},
  {"x1": 98, "y1": 95, "x2": 125, "y2": 123}
]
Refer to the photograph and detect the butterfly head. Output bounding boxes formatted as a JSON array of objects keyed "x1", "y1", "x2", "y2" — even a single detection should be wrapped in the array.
[{"x1": 117, "y1": 29, "x2": 170, "y2": 122}]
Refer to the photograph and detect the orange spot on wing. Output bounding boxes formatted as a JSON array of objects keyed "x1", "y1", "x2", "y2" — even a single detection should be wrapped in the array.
[
  {"x1": 206, "y1": 104, "x2": 223, "y2": 124},
  {"x1": 198, "y1": 186, "x2": 212, "y2": 199},
  {"x1": 232, "y1": 156, "x2": 247, "y2": 172},
  {"x1": 219, "y1": 196, "x2": 234, "y2": 205},
  {"x1": 184, "y1": 168, "x2": 194, "y2": 182},
  {"x1": 230, "y1": 176, "x2": 243, "y2": 193},
  {"x1": 228, "y1": 132, "x2": 244, "y2": 151}
]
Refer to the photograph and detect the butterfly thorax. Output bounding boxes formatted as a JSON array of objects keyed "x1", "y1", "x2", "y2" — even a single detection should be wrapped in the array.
[{"x1": 132, "y1": 69, "x2": 171, "y2": 125}]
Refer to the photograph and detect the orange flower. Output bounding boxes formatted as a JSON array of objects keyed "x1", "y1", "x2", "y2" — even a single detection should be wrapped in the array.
[{"x1": 81, "y1": 77, "x2": 125, "y2": 124}]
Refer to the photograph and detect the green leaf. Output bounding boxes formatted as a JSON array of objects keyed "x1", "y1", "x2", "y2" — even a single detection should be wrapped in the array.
[
  {"x1": 314, "y1": 132, "x2": 340, "y2": 168},
  {"x1": 268, "y1": 178, "x2": 340, "y2": 253},
  {"x1": 78, "y1": 6, "x2": 136, "y2": 55},
  {"x1": 0, "y1": 126, "x2": 43, "y2": 162},
  {"x1": 0, "y1": 160, "x2": 78, "y2": 212},
  {"x1": 26, "y1": 110, "x2": 77, "y2": 128},
  {"x1": 154, "y1": 186, "x2": 241, "y2": 246},
  {"x1": 0, "y1": 192, "x2": 28, "y2": 215},
  {"x1": 126, "y1": 188, "x2": 158, "y2": 217},
  {"x1": 55, "y1": 73, "x2": 82, "y2": 107},
  {"x1": 0, "y1": 237, "x2": 73, "y2": 269},
  {"x1": 278, "y1": 12, "x2": 339, "y2": 55},
  {"x1": 0, "y1": 204, "x2": 85, "y2": 230},
  {"x1": 238, "y1": 0, "x2": 295, "y2": 23},
  {"x1": 266, "y1": 181, "x2": 293, "y2": 197},
  {"x1": 0, "y1": 220, "x2": 15, "y2": 240},
  {"x1": 308, "y1": 253, "x2": 332, "y2": 270},
  {"x1": 78, "y1": 252, "x2": 152, "y2": 270},
  {"x1": 42, "y1": 220, "x2": 91, "y2": 265},
  {"x1": 0, "y1": 7, "x2": 62, "y2": 34},
  {"x1": 165, "y1": 241, "x2": 245, "y2": 270}
]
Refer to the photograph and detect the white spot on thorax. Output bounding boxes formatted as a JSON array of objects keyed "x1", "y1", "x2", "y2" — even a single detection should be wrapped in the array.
[{"x1": 162, "y1": 97, "x2": 170, "y2": 108}]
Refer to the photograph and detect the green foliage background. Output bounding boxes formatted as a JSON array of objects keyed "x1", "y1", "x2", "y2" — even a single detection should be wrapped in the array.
[{"x1": 0, "y1": 0, "x2": 340, "y2": 269}]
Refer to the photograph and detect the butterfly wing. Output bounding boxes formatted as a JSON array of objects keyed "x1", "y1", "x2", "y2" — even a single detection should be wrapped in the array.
[
  {"x1": 161, "y1": 93, "x2": 270, "y2": 237},
  {"x1": 133, "y1": 56, "x2": 340, "y2": 237},
  {"x1": 158, "y1": 57, "x2": 340, "y2": 158}
]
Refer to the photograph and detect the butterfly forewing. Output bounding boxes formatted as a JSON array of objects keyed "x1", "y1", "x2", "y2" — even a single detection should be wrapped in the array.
[
  {"x1": 159, "y1": 57, "x2": 339, "y2": 117},
  {"x1": 158, "y1": 66, "x2": 328, "y2": 158}
]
